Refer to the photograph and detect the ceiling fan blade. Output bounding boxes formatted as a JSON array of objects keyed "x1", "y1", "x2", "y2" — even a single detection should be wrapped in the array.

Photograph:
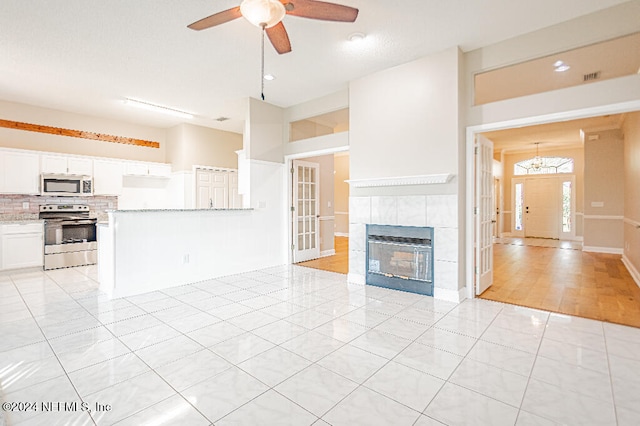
[
  {"x1": 187, "y1": 7, "x2": 242, "y2": 30},
  {"x1": 284, "y1": 0, "x2": 358, "y2": 22},
  {"x1": 266, "y1": 22, "x2": 292, "y2": 54}
]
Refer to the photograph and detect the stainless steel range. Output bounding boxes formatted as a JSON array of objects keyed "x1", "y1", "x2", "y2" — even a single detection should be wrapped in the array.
[{"x1": 39, "y1": 205, "x2": 97, "y2": 270}]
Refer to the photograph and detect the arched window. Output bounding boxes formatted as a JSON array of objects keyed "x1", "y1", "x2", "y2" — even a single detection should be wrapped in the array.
[{"x1": 514, "y1": 157, "x2": 573, "y2": 175}]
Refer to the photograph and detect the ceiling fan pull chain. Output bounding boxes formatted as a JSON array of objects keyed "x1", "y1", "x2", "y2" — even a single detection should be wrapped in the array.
[{"x1": 261, "y1": 28, "x2": 265, "y2": 100}]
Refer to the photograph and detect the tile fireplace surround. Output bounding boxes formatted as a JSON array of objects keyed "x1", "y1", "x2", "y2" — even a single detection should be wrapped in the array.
[{"x1": 349, "y1": 194, "x2": 460, "y2": 302}]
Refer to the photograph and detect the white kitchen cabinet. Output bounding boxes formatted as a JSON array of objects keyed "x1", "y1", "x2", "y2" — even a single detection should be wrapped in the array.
[
  {"x1": 125, "y1": 162, "x2": 171, "y2": 178},
  {"x1": 0, "y1": 150, "x2": 40, "y2": 194},
  {"x1": 93, "y1": 159, "x2": 125, "y2": 195},
  {"x1": 1, "y1": 223, "x2": 44, "y2": 270},
  {"x1": 41, "y1": 155, "x2": 92, "y2": 175}
]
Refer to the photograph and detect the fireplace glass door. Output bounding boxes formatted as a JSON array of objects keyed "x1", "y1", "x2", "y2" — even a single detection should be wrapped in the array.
[{"x1": 366, "y1": 225, "x2": 434, "y2": 296}]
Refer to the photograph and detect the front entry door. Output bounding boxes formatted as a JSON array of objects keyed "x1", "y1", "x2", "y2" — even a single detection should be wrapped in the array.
[
  {"x1": 292, "y1": 160, "x2": 320, "y2": 263},
  {"x1": 525, "y1": 178, "x2": 559, "y2": 239}
]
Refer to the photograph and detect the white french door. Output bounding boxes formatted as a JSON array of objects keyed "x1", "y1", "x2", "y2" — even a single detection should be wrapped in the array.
[
  {"x1": 475, "y1": 135, "x2": 494, "y2": 295},
  {"x1": 292, "y1": 160, "x2": 320, "y2": 263}
]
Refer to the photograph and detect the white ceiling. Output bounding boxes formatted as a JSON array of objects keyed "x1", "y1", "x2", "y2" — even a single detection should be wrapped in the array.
[{"x1": 0, "y1": 0, "x2": 631, "y2": 134}]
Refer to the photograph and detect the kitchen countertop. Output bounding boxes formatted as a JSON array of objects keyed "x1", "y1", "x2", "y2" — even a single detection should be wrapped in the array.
[{"x1": 108, "y1": 208, "x2": 254, "y2": 213}]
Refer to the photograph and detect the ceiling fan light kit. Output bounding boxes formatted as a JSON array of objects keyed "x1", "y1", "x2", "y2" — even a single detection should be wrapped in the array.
[{"x1": 240, "y1": 0, "x2": 286, "y2": 28}]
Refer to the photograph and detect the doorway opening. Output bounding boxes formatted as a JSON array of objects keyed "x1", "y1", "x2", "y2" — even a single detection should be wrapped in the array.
[
  {"x1": 288, "y1": 151, "x2": 350, "y2": 274},
  {"x1": 468, "y1": 103, "x2": 640, "y2": 328}
]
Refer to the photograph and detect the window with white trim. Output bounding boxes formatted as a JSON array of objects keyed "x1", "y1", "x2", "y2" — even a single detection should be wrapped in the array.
[{"x1": 514, "y1": 157, "x2": 573, "y2": 175}]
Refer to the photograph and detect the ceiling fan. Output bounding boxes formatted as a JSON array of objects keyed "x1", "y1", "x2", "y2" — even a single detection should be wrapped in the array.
[{"x1": 188, "y1": 0, "x2": 359, "y2": 54}]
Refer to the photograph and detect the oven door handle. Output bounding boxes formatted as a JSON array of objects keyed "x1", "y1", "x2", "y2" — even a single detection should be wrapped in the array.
[{"x1": 60, "y1": 220, "x2": 96, "y2": 225}]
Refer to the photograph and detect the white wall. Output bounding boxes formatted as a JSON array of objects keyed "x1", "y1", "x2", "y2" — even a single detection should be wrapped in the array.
[
  {"x1": 350, "y1": 47, "x2": 460, "y2": 180},
  {"x1": 167, "y1": 123, "x2": 242, "y2": 172},
  {"x1": 245, "y1": 98, "x2": 284, "y2": 163}
]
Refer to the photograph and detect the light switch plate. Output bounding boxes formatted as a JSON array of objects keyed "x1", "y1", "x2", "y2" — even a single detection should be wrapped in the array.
[
  {"x1": 22, "y1": 202, "x2": 29, "y2": 209},
  {"x1": 591, "y1": 201, "x2": 604, "y2": 207}
]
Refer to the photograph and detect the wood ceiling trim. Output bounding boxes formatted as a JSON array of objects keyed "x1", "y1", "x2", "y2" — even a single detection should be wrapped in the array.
[{"x1": 0, "y1": 119, "x2": 160, "y2": 148}]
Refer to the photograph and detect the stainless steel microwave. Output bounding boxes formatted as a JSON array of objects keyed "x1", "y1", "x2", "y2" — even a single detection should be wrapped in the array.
[{"x1": 41, "y1": 174, "x2": 93, "y2": 196}]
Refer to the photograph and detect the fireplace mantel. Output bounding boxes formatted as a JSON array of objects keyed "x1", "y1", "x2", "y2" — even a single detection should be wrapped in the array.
[{"x1": 346, "y1": 173, "x2": 454, "y2": 188}]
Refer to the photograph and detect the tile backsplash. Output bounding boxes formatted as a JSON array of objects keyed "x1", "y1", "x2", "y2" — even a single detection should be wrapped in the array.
[{"x1": 0, "y1": 194, "x2": 117, "y2": 221}]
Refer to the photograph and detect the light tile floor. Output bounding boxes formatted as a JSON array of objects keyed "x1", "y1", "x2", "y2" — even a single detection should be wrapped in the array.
[{"x1": 1, "y1": 264, "x2": 639, "y2": 425}]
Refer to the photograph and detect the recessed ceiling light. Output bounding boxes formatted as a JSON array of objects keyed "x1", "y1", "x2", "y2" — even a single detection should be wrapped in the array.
[
  {"x1": 124, "y1": 98, "x2": 193, "y2": 119},
  {"x1": 348, "y1": 32, "x2": 365, "y2": 42},
  {"x1": 553, "y1": 60, "x2": 564, "y2": 67},
  {"x1": 555, "y1": 65, "x2": 571, "y2": 72},
  {"x1": 263, "y1": 74, "x2": 275, "y2": 81}
]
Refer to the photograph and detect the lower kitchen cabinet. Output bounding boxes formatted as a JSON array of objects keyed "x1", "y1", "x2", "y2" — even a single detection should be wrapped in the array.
[{"x1": 1, "y1": 223, "x2": 44, "y2": 270}]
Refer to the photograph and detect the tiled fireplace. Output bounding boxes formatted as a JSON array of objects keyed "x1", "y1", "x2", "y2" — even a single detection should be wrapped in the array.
[{"x1": 348, "y1": 193, "x2": 461, "y2": 302}]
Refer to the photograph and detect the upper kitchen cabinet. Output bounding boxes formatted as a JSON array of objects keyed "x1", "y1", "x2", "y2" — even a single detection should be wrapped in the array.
[
  {"x1": 93, "y1": 159, "x2": 125, "y2": 195},
  {"x1": 41, "y1": 154, "x2": 93, "y2": 175},
  {"x1": 0, "y1": 149, "x2": 40, "y2": 194},
  {"x1": 124, "y1": 162, "x2": 171, "y2": 178}
]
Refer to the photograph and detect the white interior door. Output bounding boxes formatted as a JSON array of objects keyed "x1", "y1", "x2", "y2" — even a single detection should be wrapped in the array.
[
  {"x1": 196, "y1": 169, "x2": 229, "y2": 209},
  {"x1": 196, "y1": 169, "x2": 213, "y2": 209},
  {"x1": 210, "y1": 171, "x2": 229, "y2": 209},
  {"x1": 525, "y1": 177, "x2": 559, "y2": 238},
  {"x1": 476, "y1": 135, "x2": 494, "y2": 295},
  {"x1": 228, "y1": 171, "x2": 243, "y2": 209},
  {"x1": 292, "y1": 160, "x2": 320, "y2": 263}
]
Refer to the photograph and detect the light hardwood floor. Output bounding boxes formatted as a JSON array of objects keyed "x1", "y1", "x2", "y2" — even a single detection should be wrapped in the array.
[
  {"x1": 480, "y1": 241, "x2": 640, "y2": 328},
  {"x1": 297, "y1": 236, "x2": 349, "y2": 274}
]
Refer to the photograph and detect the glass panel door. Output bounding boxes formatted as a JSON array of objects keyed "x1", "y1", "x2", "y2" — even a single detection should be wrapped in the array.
[{"x1": 292, "y1": 160, "x2": 320, "y2": 262}]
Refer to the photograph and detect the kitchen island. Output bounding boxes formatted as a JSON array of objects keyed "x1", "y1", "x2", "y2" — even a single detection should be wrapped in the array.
[{"x1": 98, "y1": 208, "x2": 286, "y2": 298}]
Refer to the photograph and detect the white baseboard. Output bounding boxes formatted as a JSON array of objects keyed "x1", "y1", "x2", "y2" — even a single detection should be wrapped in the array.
[
  {"x1": 347, "y1": 273, "x2": 365, "y2": 285},
  {"x1": 334, "y1": 232, "x2": 349, "y2": 237},
  {"x1": 320, "y1": 249, "x2": 335, "y2": 258},
  {"x1": 582, "y1": 246, "x2": 623, "y2": 254},
  {"x1": 622, "y1": 255, "x2": 640, "y2": 289},
  {"x1": 434, "y1": 287, "x2": 466, "y2": 303}
]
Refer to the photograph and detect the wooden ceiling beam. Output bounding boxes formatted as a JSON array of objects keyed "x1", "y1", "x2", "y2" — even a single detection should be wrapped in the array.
[{"x1": 0, "y1": 118, "x2": 160, "y2": 148}]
